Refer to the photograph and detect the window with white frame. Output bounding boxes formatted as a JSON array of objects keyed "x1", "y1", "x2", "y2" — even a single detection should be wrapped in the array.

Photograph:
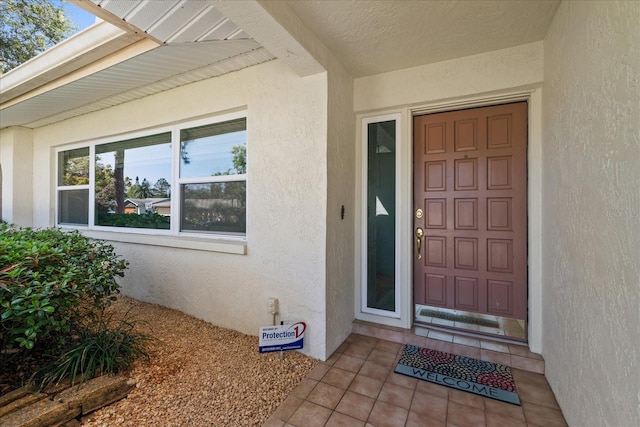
[{"x1": 55, "y1": 114, "x2": 247, "y2": 237}]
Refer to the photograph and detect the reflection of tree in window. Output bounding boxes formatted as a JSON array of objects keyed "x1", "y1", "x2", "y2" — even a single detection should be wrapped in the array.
[{"x1": 95, "y1": 133, "x2": 171, "y2": 228}]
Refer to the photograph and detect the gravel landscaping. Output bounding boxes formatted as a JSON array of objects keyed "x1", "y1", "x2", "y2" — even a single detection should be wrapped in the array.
[{"x1": 80, "y1": 296, "x2": 318, "y2": 426}]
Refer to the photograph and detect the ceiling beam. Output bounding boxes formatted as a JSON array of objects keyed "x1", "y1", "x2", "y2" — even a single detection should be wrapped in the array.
[{"x1": 212, "y1": 0, "x2": 326, "y2": 77}]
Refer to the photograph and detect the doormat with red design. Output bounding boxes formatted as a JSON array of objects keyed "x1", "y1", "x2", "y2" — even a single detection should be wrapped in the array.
[{"x1": 394, "y1": 344, "x2": 521, "y2": 405}]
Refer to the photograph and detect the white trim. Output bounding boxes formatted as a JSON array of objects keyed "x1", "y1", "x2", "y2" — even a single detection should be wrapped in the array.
[
  {"x1": 358, "y1": 113, "x2": 407, "y2": 324},
  {"x1": 0, "y1": 21, "x2": 128, "y2": 95},
  {"x1": 80, "y1": 230, "x2": 246, "y2": 255}
]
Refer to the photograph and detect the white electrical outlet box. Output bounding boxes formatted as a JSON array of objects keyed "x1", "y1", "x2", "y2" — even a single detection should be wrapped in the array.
[{"x1": 268, "y1": 298, "x2": 279, "y2": 315}]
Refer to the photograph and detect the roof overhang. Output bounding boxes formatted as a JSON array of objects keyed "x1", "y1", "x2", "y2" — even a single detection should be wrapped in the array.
[{"x1": 0, "y1": 0, "x2": 303, "y2": 129}]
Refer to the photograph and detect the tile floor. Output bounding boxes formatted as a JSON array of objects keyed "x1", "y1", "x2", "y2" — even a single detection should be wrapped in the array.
[{"x1": 263, "y1": 326, "x2": 567, "y2": 427}]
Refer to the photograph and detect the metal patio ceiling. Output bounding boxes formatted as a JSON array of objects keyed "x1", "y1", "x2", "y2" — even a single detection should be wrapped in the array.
[
  {"x1": 86, "y1": 0, "x2": 252, "y2": 44},
  {"x1": 0, "y1": 0, "x2": 275, "y2": 128}
]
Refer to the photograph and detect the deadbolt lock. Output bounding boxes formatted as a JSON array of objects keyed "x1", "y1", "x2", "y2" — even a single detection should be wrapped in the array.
[{"x1": 415, "y1": 208, "x2": 423, "y2": 219}]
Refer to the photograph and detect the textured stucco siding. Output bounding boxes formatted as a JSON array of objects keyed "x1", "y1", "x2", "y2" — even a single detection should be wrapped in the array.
[
  {"x1": 542, "y1": 1, "x2": 640, "y2": 425},
  {"x1": 0, "y1": 126, "x2": 34, "y2": 225},
  {"x1": 325, "y1": 59, "x2": 356, "y2": 357},
  {"x1": 28, "y1": 60, "x2": 330, "y2": 359},
  {"x1": 354, "y1": 41, "x2": 543, "y2": 112}
]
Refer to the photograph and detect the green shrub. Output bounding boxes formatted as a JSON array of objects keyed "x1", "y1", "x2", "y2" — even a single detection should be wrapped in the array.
[
  {"x1": 41, "y1": 309, "x2": 151, "y2": 387},
  {"x1": 95, "y1": 212, "x2": 170, "y2": 229},
  {"x1": 0, "y1": 223, "x2": 128, "y2": 352}
]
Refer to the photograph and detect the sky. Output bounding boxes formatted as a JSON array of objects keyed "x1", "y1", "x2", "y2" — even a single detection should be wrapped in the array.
[{"x1": 63, "y1": 1, "x2": 98, "y2": 33}]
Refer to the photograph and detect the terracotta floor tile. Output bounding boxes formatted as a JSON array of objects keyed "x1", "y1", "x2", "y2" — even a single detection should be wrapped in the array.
[
  {"x1": 508, "y1": 345, "x2": 543, "y2": 360},
  {"x1": 325, "y1": 411, "x2": 366, "y2": 427},
  {"x1": 416, "y1": 379, "x2": 449, "y2": 399},
  {"x1": 262, "y1": 415, "x2": 286, "y2": 427},
  {"x1": 322, "y1": 367, "x2": 356, "y2": 389},
  {"x1": 359, "y1": 360, "x2": 390, "y2": 382},
  {"x1": 511, "y1": 355, "x2": 545, "y2": 374},
  {"x1": 448, "y1": 388, "x2": 485, "y2": 410},
  {"x1": 334, "y1": 354, "x2": 366, "y2": 373},
  {"x1": 403, "y1": 333, "x2": 427, "y2": 347},
  {"x1": 485, "y1": 411, "x2": 527, "y2": 427},
  {"x1": 335, "y1": 390, "x2": 375, "y2": 421},
  {"x1": 376, "y1": 340, "x2": 403, "y2": 354},
  {"x1": 307, "y1": 363, "x2": 330, "y2": 381},
  {"x1": 522, "y1": 402, "x2": 567, "y2": 427},
  {"x1": 511, "y1": 369, "x2": 549, "y2": 389},
  {"x1": 306, "y1": 382, "x2": 345, "y2": 410},
  {"x1": 344, "y1": 342, "x2": 376, "y2": 359},
  {"x1": 450, "y1": 343, "x2": 482, "y2": 359},
  {"x1": 484, "y1": 398, "x2": 525, "y2": 422},
  {"x1": 348, "y1": 374, "x2": 384, "y2": 399},
  {"x1": 378, "y1": 382, "x2": 415, "y2": 409},
  {"x1": 289, "y1": 378, "x2": 318, "y2": 399},
  {"x1": 287, "y1": 401, "x2": 333, "y2": 427},
  {"x1": 480, "y1": 340, "x2": 510, "y2": 353},
  {"x1": 425, "y1": 338, "x2": 454, "y2": 353},
  {"x1": 271, "y1": 395, "x2": 304, "y2": 422},
  {"x1": 375, "y1": 328, "x2": 405, "y2": 343},
  {"x1": 428, "y1": 330, "x2": 455, "y2": 342},
  {"x1": 406, "y1": 410, "x2": 447, "y2": 427},
  {"x1": 352, "y1": 334, "x2": 379, "y2": 347},
  {"x1": 480, "y1": 349, "x2": 511, "y2": 366},
  {"x1": 367, "y1": 348, "x2": 397, "y2": 368},
  {"x1": 410, "y1": 390, "x2": 448, "y2": 420},
  {"x1": 517, "y1": 383, "x2": 560, "y2": 409},
  {"x1": 336, "y1": 341, "x2": 351, "y2": 353},
  {"x1": 368, "y1": 400, "x2": 409, "y2": 427},
  {"x1": 386, "y1": 371, "x2": 418, "y2": 390},
  {"x1": 447, "y1": 400, "x2": 486, "y2": 426},
  {"x1": 268, "y1": 333, "x2": 565, "y2": 427},
  {"x1": 325, "y1": 351, "x2": 341, "y2": 366},
  {"x1": 453, "y1": 335, "x2": 481, "y2": 348}
]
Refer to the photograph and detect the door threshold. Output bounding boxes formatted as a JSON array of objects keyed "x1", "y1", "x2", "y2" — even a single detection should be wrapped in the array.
[
  {"x1": 414, "y1": 305, "x2": 527, "y2": 342},
  {"x1": 413, "y1": 322, "x2": 527, "y2": 346}
]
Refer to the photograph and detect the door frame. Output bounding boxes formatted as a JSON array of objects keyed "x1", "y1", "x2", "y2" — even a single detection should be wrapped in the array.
[{"x1": 355, "y1": 88, "x2": 543, "y2": 353}]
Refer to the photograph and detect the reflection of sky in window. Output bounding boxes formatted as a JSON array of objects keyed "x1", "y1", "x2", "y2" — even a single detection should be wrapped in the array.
[
  {"x1": 97, "y1": 143, "x2": 171, "y2": 185},
  {"x1": 95, "y1": 131, "x2": 246, "y2": 185},
  {"x1": 181, "y1": 131, "x2": 246, "y2": 178}
]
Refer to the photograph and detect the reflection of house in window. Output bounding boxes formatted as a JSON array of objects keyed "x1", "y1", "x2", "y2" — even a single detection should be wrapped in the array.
[{"x1": 123, "y1": 198, "x2": 171, "y2": 215}]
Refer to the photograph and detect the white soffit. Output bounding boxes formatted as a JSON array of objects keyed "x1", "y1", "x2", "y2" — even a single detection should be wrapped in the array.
[{"x1": 3, "y1": 41, "x2": 273, "y2": 128}]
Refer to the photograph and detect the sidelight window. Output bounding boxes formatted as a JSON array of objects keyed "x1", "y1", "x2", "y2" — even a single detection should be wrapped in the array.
[{"x1": 362, "y1": 114, "x2": 401, "y2": 317}]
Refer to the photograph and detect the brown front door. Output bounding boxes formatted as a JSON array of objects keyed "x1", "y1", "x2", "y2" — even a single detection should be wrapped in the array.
[{"x1": 413, "y1": 102, "x2": 528, "y2": 324}]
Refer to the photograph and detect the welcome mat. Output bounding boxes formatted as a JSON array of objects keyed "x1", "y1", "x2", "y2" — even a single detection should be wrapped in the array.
[
  {"x1": 394, "y1": 344, "x2": 521, "y2": 405},
  {"x1": 419, "y1": 308, "x2": 500, "y2": 328}
]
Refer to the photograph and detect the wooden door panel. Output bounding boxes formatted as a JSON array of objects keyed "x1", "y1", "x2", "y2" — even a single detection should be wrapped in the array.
[
  {"x1": 455, "y1": 277, "x2": 479, "y2": 311},
  {"x1": 454, "y1": 198, "x2": 478, "y2": 230},
  {"x1": 413, "y1": 102, "x2": 527, "y2": 321}
]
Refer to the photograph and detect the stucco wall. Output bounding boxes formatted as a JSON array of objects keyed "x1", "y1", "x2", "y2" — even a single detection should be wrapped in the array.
[
  {"x1": 325, "y1": 58, "x2": 356, "y2": 357},
  {"x1": 0, "y1": 126, "x2": 34, "y2": 226},
  {"x1": 542, "y1": 1, "x2": 640, "y2": 425},
  {"x1": 354, "y1": 41, "x2": 543, "y2": 112},
  {"x1": 29, "y1": 60, "x2": 330, "y2": 359}
]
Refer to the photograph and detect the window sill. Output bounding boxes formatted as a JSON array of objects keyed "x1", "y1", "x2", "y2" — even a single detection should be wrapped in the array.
[{"x1": 81, "y1": 230, "x2": 246, "y2": 255}]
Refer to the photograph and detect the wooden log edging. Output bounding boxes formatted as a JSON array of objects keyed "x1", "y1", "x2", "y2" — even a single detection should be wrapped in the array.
[{"x1": 0, "y1": 376, "x2": 135, "y2": 427}]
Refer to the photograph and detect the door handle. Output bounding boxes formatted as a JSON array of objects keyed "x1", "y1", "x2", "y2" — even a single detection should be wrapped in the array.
[{"x1": 415, "y1": 227, "x2": 424, "y2": 260}]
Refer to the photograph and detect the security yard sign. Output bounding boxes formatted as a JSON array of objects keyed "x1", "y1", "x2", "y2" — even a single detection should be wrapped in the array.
[{"x1": 259, "y1": 322, "x2": 306, "y2": 353}]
